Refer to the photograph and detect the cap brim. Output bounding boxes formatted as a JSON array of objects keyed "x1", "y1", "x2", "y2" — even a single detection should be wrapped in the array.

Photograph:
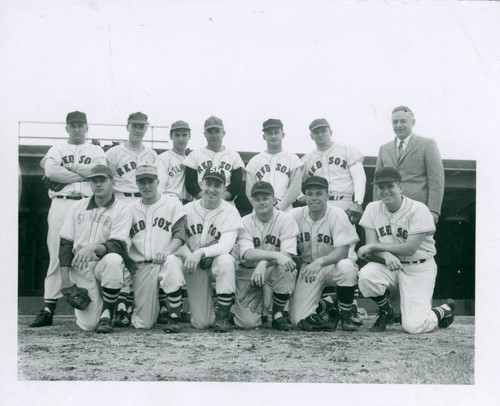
[
  {"x1": 310, "y1": 125, "x2": 329, "y2": 132},
  {"x1": 128, "y1": 120, "x2": 149, "y2": 124},
  {"x1": 88, "y1": 173, "x2": 112, "y2": 179},
  {"x1": 203, "y1": 175, "x2": 225, "y2": 183},
  {"x1": 251, "y1": 190, "x2": 274, "y2": 197},
  {"x1": 372, "y1": 177, "x2": 401, "y2": 185},
  {"x1": 136, "y1": 174, "x2": 158, "y2": 180},
  {"x1": 205, "y1": 125, "x2": 224, "y2": 130},
  {"x1": 303, "y1": 182, "x2": 328, "y2": 190},
  {"x1": 67, "y1": 120, "x2": 87, "y2": 124},
  {"x1": 263, "y1": 126, "x2": 283, "y2": 131}
]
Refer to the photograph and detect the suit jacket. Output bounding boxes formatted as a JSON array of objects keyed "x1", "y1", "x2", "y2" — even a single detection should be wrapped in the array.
[{"x1": 374, "y1": 134, "x2": 445, "y2": 216}]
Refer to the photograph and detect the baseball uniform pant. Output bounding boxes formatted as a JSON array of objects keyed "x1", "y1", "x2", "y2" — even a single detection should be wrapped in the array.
[
  {"x1": 184, "y1": 253, "x2": 236, "y2": 330},
  {"x1": 44, "y1": 198, "x2": 79, "y2": 300},
  {"x1": 233, "y1": 265, "x2": 296, "y2": 329},
  {"x1": 289, "y1": 258, "x2": 358, "y2": 325},
  {"x1": 69, "y1": 253, "x2": 126, "y2": 331},
  {"x1": 358, "y1": 260, "x2": 439, "y2": 334},
  {"x1": 132, "y1": 255, "x2": 185, "y2": 329}
]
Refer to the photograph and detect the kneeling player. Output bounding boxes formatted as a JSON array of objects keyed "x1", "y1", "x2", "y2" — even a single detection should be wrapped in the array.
[
  {"x1": 234, "y1": 181, "x2": 298, "y2": 330},
  {"x1": 58, "y1": 165, "x2": 134, "y2": 333},
  {"x1": 289, "y1": 176, "x2": 360, "y2": 331},
  {"x1": 357, "y1": 167, "x2": 455, "y2": 334},
  {"x1": 181, "y1": 168, "x2": 243, "y2": 332},
  {"x1": 128, "y1": 164, "x2": 187, "y2": 332}
]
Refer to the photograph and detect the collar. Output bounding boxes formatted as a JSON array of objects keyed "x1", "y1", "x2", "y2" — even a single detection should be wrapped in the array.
[
  {"x1": 86, "y1": 194, "x2": 116, "y2": 210},
  {"x1": 396, "y1": 133, "x2": 413, "y2": 147}
]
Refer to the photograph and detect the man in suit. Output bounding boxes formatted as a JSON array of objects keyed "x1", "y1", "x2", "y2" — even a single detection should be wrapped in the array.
[{"x1": 375, "y1": 106, "x2": 444, "y2": 224}]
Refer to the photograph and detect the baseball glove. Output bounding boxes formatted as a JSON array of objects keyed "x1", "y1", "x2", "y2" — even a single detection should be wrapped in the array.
[
  {"x1": 236, "y1": 284, "x2": 264, "y2": 314},
  {"x1": 199, "y1": 256, "x2": 214, "y2": 270},
  {"x1": 297, "y1": 314, "x2": 337, "y2": 332},
  {"x1": 61, "y1": 285, "x2": 91, "y2": 310},
  {"x1": 42, "y1": 175, "x2": 67, "y2": 192}
]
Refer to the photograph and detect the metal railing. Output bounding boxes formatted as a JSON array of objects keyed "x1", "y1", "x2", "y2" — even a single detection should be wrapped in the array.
[{"x1": 18, "y1": 121, "x2": 171, "y2": 149}]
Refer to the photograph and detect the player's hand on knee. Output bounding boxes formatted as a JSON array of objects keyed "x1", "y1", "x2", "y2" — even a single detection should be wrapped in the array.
[
  {"x1": 72, "y1": 245, "x2": 95, "y2": 270},
  {"x1": 383, "y1": 253, "x2": 403, "y2": 272},
  {"x1": 301, "y1": 261, "x2": 321, "y2": 283},
  {"x1": 251, "y1": 263, "x2": 267, "y2": 287},
  {"x1": 357, "y1": 245, "x2": 372, "y2": 260},
  {"x1": 153, "y1": 252, "x2": 166, "y2": 265},
  {"x1": 183, "y1": 250, "x2": 203, "y2": 274},
  {"x1": 274, "y1": 253, "x2": 296, "y2": 273}
]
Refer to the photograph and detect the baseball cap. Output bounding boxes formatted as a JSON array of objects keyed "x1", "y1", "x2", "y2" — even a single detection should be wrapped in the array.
[
  {"x1": 135, "y1": 164, "x2": 158, "y2": 181},
  {"x1": 202, "y1": 167, "x2": 226, "y2": 184},
  {"x1": 128, "y1": 112, "x2": 149, "y2": 124},
  {"x1": 170, "y1": 120, "x2": 191, "y2": 132},
  {"x1": 262, "y1": 119, "x2": 283, "y2": 132},
  {"x1": 309, "y1": 118, "x2": 330, "y2": 132},
  {"x1": 302, "y1": 176, "x2": 329, "y2": 192},
  {"x1": 372, "y1": 167, "x2": 402, "y2": 184},
  {"x1": 87, "y1": 164, "x2": 113, "y2": 180},
  {"x1": 204, "y1": 116, "x2": 224, "y2": 130},
  {"x1": 66, "y1": 111, "x2": 87, "y2": 124},
  {"x1": 251, "y1": 181, "x2": 275, "y2": 197}
]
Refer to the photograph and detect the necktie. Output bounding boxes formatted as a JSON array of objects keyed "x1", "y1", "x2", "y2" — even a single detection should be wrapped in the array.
[{"x1": 397, "y1": 140, "x2": 404, "y2": 160}]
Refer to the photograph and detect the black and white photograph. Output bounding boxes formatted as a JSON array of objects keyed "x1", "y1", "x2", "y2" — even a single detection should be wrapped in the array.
[{"x1": 3, "y1": 0, "x2": 500, "y2": 405}]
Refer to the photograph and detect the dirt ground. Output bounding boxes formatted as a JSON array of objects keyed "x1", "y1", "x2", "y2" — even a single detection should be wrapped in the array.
[{"x1": 18, "y1": 315, "x2": 474, "y2": 384}]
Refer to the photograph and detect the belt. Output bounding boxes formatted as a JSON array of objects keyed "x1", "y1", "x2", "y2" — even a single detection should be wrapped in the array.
[
  {"x1": 55, "y1": 195, "x2": 84, "y2": 200},
  {"x1": 138, "y1": 260, "x2": 154, "y2": 264},
  {"x1": 123, "y1": 192, "x2": 142, "y2": 197},
  {"x1": 401, "y1": 258, "x2": 428, "y2": 264},
  {"x1": 329, "y1": 195, "x2": 352, "y2": 201}
]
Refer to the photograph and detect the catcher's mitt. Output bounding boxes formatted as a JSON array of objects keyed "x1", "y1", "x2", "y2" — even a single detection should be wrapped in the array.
[
  {"x1": 297, "y1": 314, "x2": 337, "y2": 332},
  {"x1": 42, "y1": 175, "x2": 67, "y2": 192},
  {"x1": 61, "y1": 285, "x2": 91, "y2": 310},
  {"x1": 199, "y1": 256, "x2": 214, "y2": 270}
]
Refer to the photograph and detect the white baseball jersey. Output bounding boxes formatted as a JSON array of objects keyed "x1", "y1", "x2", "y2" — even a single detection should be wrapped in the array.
[
  {"x1": 40, "y1": 142, "x2": 106, "y2": 198},
  {"x1": 129, "y1": 195, "x2": 186, "y2": 262},
  {"x1": 156, "y1": 150, "x2": 191, "y2": 201},
  {"x1": 59, "y1": 195, "x2": 133, "y2": 252},
  {"x1": 183, "y1": 147, "x2": 244, "y2": 187},
  {"x1": 184, "y1": 199, "x2": 242, "y2": 251},
  {"x1": 237, "y1": 209, "x2": 299, "y2": 267},
  {"x1": 245, "y1": 151, "x2": 303, "y2": 203},
  {"x1": 291, "y1": 205, "x2": 359, "y2": 263},
  {"x1": 360, "y1": 196, "x2": 436, "y2": 262},
  {"x1": 301, "y1": 143, "x2": 364, "y2": 196},
  {"x1": 106, "y1": 144, "x2": 158, "y2": 193}
]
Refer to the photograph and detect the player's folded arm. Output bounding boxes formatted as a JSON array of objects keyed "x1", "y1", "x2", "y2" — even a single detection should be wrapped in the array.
[
  {"x1": 368, "y1": 232, "x2": 432, "y2": 257},
  {"x1": 202, "y1": 230, "x2": 239, "y2": 258},
  {"x1": 44, "y1": 159, "x2": 84, "y2": 183},
  {"x1": 316, "y1": 244, "x2": 350, "y2": 267}
]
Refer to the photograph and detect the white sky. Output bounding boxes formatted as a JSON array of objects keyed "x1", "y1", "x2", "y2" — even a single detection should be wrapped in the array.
[
  {"x1": 2, "y1": 0, "x2": 499, "y2": 158},
  {"x1": 2, "y1": 1, "x2": 500, "y2": 405}
]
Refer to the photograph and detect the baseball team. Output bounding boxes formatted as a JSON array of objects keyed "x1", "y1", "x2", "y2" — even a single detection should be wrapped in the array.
[{"x1": 29, "y1": 107, "x2": 455, "y2": 335}]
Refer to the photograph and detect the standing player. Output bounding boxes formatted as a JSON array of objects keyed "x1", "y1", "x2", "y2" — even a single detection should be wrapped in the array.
[
  {"x1": 181, "y1": 167, "x2": 243, "y2": 333},
  {"x1": 58, "y1": 164, "x2": 134, "y2": 333},
  {"x1": 301, "y1": 118, "x2": 366, "y2": 223},
  {"x1": 156, "y1": 120, "x2": 192, "y2": 204},
  {"x1": 30, "y1": 111, "x2": 106, "y2": 327},
  {"x1": 357, "y1": 167, "x2": 455, "y2": 333},
  {"x1": 234, "y1": 181, "x2": 298, "y2": 330},
  {"x1": 128, "y1": 164, "x2": 187, "y2": 332},
  {"x1": 245, "y1": 119, "x2": 303, "y2": 212},
  {"x1": 290, "y1": 176, "x2": 360, "y2": 331},
  {"x1": 106, "y1": 111, "x2": 158, "y2": 326},
  {"x1": 183, "y1": 116, "x2": 244, "y2": 202}
]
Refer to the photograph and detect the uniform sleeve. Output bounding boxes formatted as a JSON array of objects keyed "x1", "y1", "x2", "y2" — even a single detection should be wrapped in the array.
[
  {"x1": 331, "y1": 209, "x2": 359, "y2": 247},
  {"x1": 105, "y1": 147, "x2": 118, "y2": 174},
  {"x1": 278, "y1": 212, "x2": 299, "y2": 255},
  {"x1": 59, "y1": 238, "x2": 75, "y2": 267},
  {"x1": 42, "y1": 145, "x2": 84, "y2": 183},
  {"x1": 345, "y1": 144, "x2": 364, "y2": 167},
  {"x1": 301, "y1": 154, "x2": 312, "y2": 181},
  {"x1": 155, "y1": 154, "x2": 168, "y2": 194},
  {"x1": 408, "y1": 203, "x2": 436, "y2": 235},
  {"x1": 109, "y1": 205, "x2": 134, "y2": 244},
  {"x1": 359, "y1": 202, "x2": 376, "y2": 230},
  {"x1": 59, "y1": 202, "x2": 78, "y2": 241},
  {"x1": 169, "y1": 197, "x2": 187, "y2": 225},
  {"x1": 232, "y1": 151, "x2": 245, "y2": 170},
  {"x1": 171, "y1": 216, "x2": 187, "y2": 242},
  {"x1": 288, "y1": 153, "x2": 304, "y2": 171},
  {"x1": 236, "y1": 225, "x2": 256, "y2": 259},
  {"x1": 222, "y1": 205, "x2": 243, "y2": 233},
  {"x1": 185, "y1": 167, "x2": 201, "y2": 197},
  {"x1": 182, "y1": 150, "x2": 197, "y2": 170}
]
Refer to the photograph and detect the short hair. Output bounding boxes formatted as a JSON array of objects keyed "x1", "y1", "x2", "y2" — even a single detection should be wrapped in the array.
[{"x1": 392, "y1": 106, "x2": 414, "y2": 118}]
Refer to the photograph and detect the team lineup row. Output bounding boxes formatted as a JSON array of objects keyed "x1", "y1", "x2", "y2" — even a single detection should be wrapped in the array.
[{"x1": 29, "y1": 108, "x2": 453, "y2": 335}]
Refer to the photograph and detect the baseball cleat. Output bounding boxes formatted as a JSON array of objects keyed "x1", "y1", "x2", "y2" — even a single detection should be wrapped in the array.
[
  {"x1": 113, "y1": 310, "x2": 131, "y2": 327},
  {"x1": 272, "y1": 316, "x2": 293, "y2": 331},
  {"x1": 340, "y1": 316, "x2": 359, "y2": 332},
  {"x1": 213, "y1": 316, "x2": 231, "y2": 333},
  {"x1": 164, "y1": 316, "x2": 181, "y2": 334},
  {"x1": 370, "y1": 309, "x2": 395, "y2": 332},
  {"x1": 437, "y1": 299, "x2": 456, "y2": 328},
  {"x1": 157, "y1": 311, "x2": 170, "y2": 325},
  {"x1": 350, "y1": 304, "x2": 363, "y2": 326},
  {"x1": 96, "y1": 317, "x2": 113, "y2": 334},
  {"x1": 29, "y1": 310, "x2": 53, "y2": 327},
  {"x1": 180, "y1": 311, "x2": 191, "y2": 323}
]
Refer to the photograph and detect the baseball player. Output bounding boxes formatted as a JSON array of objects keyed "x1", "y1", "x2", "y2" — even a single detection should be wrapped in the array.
[
  {"x1": 184, "y1": 116, "x2": 244, "y2": 202},
  {"x1": 289, "y1": 176, "x2": 360, "y2": 331},
  {"x1": 357, "y1": 167, "x2": 455, "y2": 334},
  {"x1": 180, "y1": 167, "x2": 243, "y2": 333},
  {"x1": 234, "y1": 181, "x2": 298, "y2": 330},
  {"x1": 106, "y1": 112, "x2": 158, "y2": 326},
  {"x1": 301, "y1": 118, "x2": 367, "y2": 324},
  {"x1": 245, "y1": 119, "x2": 304, "y2": 212},
  {"x1": 156, "y1": 120, "x2": 192, "y2": 204},
  {"x1": 128, "y1": 164, "x2": 187, "y2": 332},
  {"x1": 30, "y1": 111, "x2": 106, "y2": 328},
  {"x1": 58, "y1": 164, "x2": 134, "y2": 333}
]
